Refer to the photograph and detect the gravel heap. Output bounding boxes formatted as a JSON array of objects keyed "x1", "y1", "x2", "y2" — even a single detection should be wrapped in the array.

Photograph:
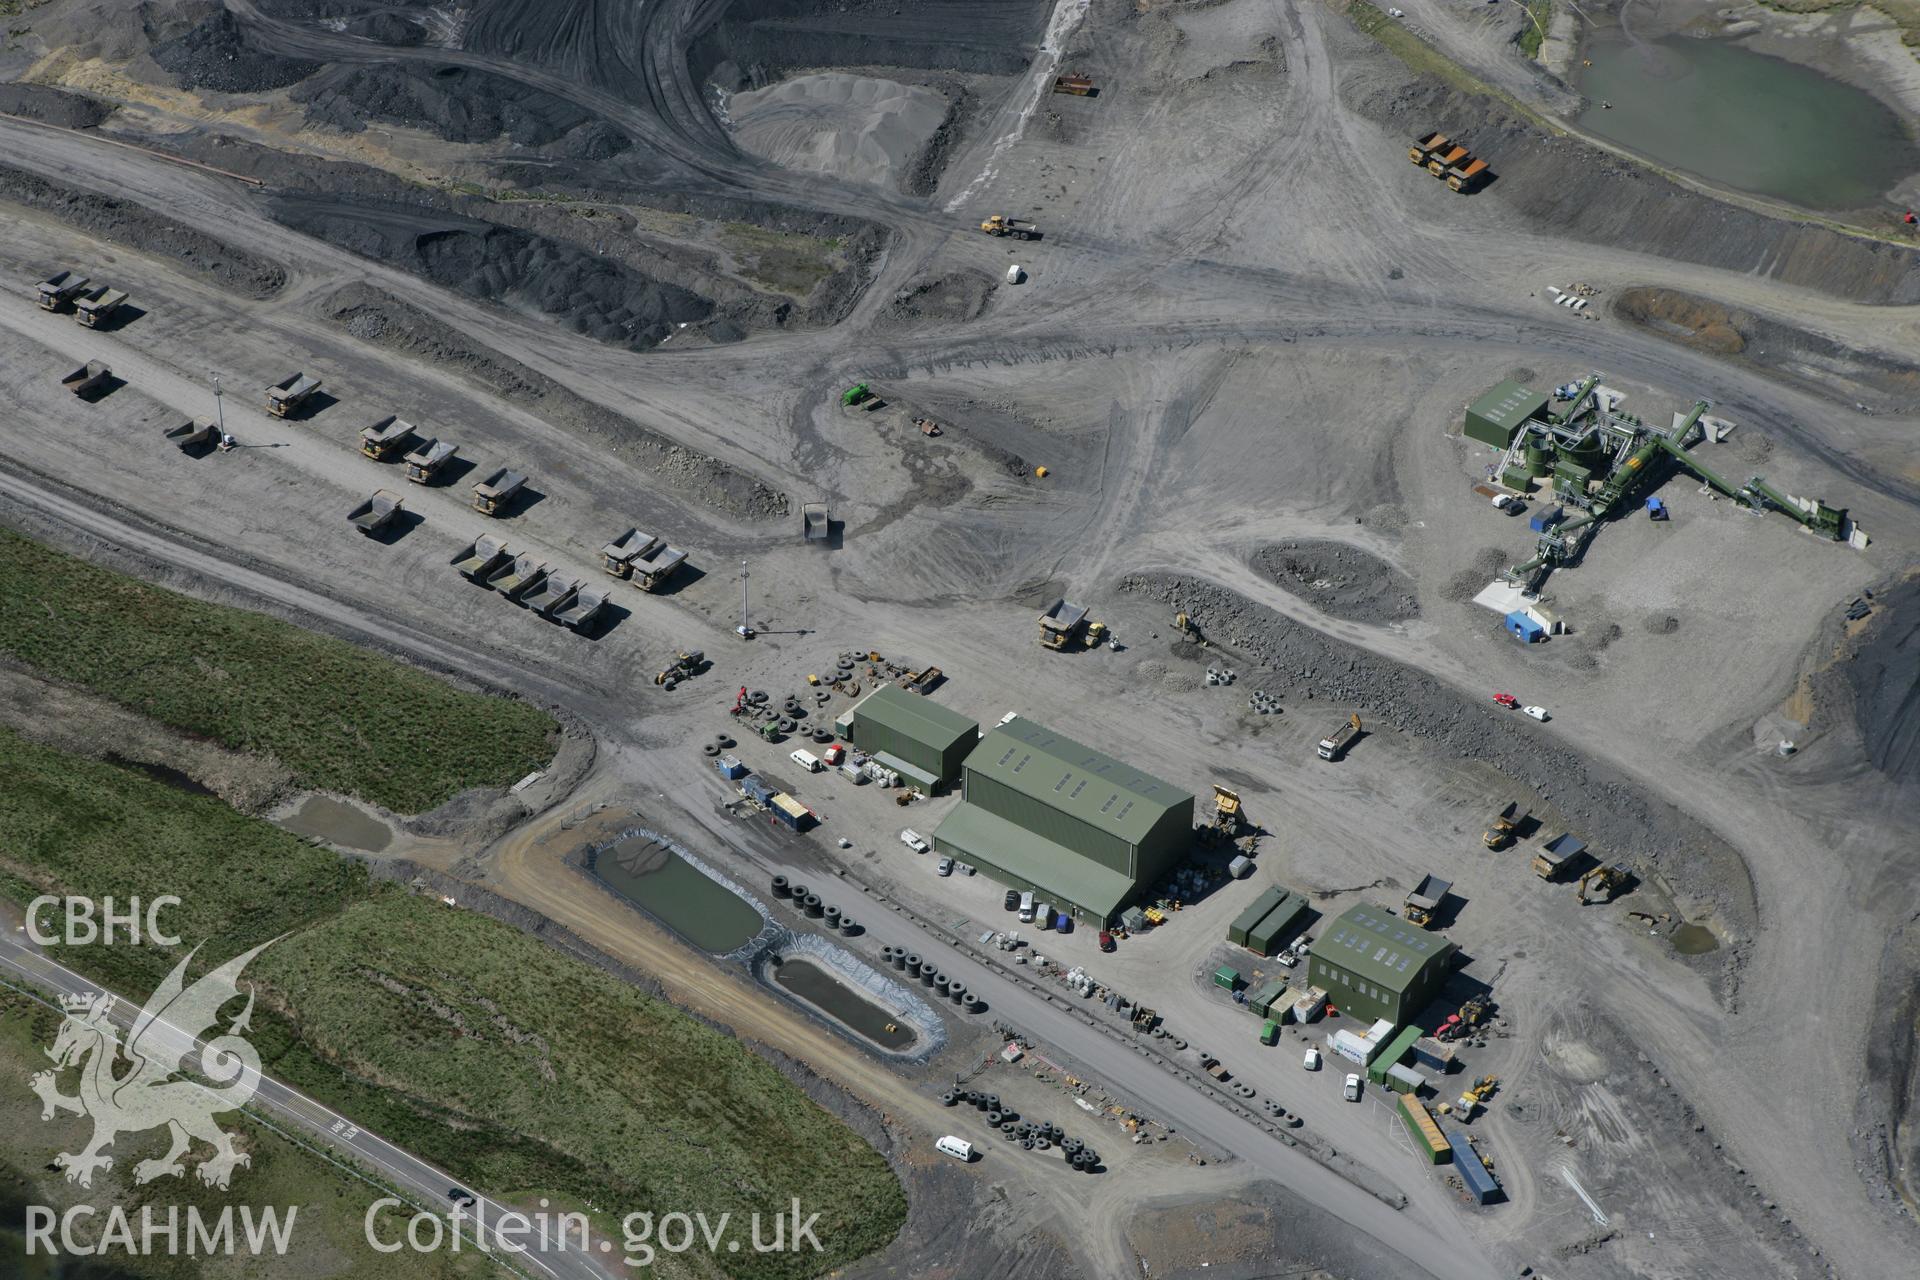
[
  {"x1": 152, "y1": 11, "x2": 322, "y2": 94},
  {"x1": 294, "y1": 64, "x2": 614, "y2": 150},
  {"x1": 1251, "y1": 540, "x2": 1419, "y2": 624}
]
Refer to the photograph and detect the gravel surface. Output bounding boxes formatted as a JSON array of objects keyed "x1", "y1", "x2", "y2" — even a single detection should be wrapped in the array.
[
  {"x1": 1251, "y1": 539, "x2": 1420, "y2": 624},
  {"x1": 1119, "y1": 571, "x2": 1751, "y2": 925},
  {"x1": 0, "y1": 163, "x2": 285, "y2": 298},
  {"x1": 728, "y1": 73, "x2": 948, "y2": 189},
  {"x1": 325, "y1": 282, "x2": 789, "y2": 520}
]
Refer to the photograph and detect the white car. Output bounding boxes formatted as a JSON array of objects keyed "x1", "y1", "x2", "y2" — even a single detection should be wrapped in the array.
[
  {"x1": 899, "y1": 829, "x2": 930, "y2": 853},
  {"x1": 1490, "y1": 493, "x2": 1514, "y2": 510},
  {"x1": 1523, "y1": 705, "x2": 1550, "y2": 721},
  {"x1": 936, "y1": 857, "x2": 954, "y2": 876},
  {"x1": 1303, "y1": 1047, "x2": 1321, "y2": 1072},
  {"x1": 1343, "y1": 1073, "x2": 1363, "y2": 1102}
]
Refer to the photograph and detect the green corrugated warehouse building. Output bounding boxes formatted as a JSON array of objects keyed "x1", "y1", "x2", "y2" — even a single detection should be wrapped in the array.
[
  {"x1": 1463, "y1": 380, "x2": 1550, "y2": 449},
  {"x1": 932, "y1": 715, "x2": 1194, "y2": 924},
  {"x1": 841, "y1": 683, "x2": 978, "y2": 794},
  {"x1": 1306, "y1": 903, "x2": 1456, "y2": 1026}
]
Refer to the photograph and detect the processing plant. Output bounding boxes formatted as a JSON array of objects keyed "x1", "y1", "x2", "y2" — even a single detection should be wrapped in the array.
[{"x1": 1463, "y1": 374, "x2": 1865, "y2": 589}]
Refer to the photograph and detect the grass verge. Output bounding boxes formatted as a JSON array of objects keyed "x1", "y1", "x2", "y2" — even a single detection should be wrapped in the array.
[
  {"x1": 0, "y1": 529, "x2": 556, "y2": 813},
  {"x1": 1759, "y1": 0, "x2": 1920, "y2": 50},
  {"x1": 718, "y1": 223, "x2": 843, "y2": 297},
  {"x1": 1344, "y1": 0, "x2": 1538, "y2": 114},
  {"x1": 1, "y1": 730, "x2": 907, "y2": 1278},
  {"x1": 1518, "y1": 0, "x2": 1552, "y2": 59}
]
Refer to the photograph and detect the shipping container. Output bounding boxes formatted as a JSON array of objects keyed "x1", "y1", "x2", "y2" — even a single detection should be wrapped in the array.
[
  {"x1": 1228, "y1": 886, "x2": 1288, "y2": 949},
  {"x1": 1329, "y1": 1029, "x2": 1371, "y2": 1065},
  {"x1": 1398, "y1": 1094, "x2": 1451, "y2": 1165},
  {"x1": 1412, "y1": 1036, "x2": 1456, "y2": 1073},
  {"x1": 1368, "y1": 1023, "x2": 1424, "y2": 1083},
  {"x1": 1446, "y1": 1132, "x2": 1499, "y2": 1203},
  {"x1": 741, "y1": 776, "x2": 775, "y2": 807},
  {"x1": 1385, "y1": 1063, "x2": 1426, "y2": 1095},
  {"x1": 770, "y1": 793, "x2": 812, "y2": 830},
  {"x1": 1246, "y1": 894, "x2": 1309, "y2": 956},
  {"x1": 1248, "y1": 980, "x2": 1289, "y2": 1020},
  {"x1": 1213, "y1": 965, "x2": 1244, "y2": 992},
  {"x1": 713, "y1": 754, "x2": 747, "y2": 781}
]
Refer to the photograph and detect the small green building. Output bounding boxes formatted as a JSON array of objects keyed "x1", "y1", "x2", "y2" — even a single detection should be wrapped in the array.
[
  {"x1": 1307, "y1": 903, "x2": 1456, "y2": 1027},
  {"x1": 843, "y1": 682, "x2": 978, "y2": 793},
  {"x1": 1464, "y1": 380, "x2": 1550, "y2": 449}
]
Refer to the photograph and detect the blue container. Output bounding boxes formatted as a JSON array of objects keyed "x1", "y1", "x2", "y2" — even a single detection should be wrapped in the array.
[
  {"x1": 1446, "y1": 1132, "x2": 1501, "y2": 1204},
  {"x1": 714, "y1": 754, "x2": 748, "y2": 780},
  {"x1": 1528, "y1": 504, "x2": 1565, "y2": 533},
  {"x1": 1505, "y1": 611, "x2": 1545, "y2": 643},
  {"x1": 741, "y1": 776, "x2": 775, "y2": 806}
]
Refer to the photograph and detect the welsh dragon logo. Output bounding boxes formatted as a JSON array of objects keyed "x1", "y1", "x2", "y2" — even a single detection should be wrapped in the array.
[{"x1": 31, "y1": 943, "x2": 269, "y2": 1190}]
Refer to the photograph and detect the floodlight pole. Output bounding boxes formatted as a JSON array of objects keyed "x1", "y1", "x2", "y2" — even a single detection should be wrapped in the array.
[{"x1": 736, "y1": 559, "x2": 753, "y2": 638}]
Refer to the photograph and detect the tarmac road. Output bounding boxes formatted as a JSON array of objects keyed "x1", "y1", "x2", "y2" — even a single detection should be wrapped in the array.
[{"x1": 0, "y1": 918, "x2": 612, "y2": 1280}]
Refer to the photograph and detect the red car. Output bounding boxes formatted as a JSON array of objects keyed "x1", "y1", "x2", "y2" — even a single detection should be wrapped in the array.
[
  {"x1": 1098, "y1": 931, "x2": 1115, "y2": 952},
  {"x1": 1492, "y1": 692, "x2": 1519, "y2": 709}
]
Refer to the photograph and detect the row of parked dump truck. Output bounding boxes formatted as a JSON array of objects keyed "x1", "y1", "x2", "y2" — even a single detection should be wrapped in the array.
[
  {"x1": 1408, "y1": 131, "x2": 1489, "y2": 193},
  {"x1": 37, "y1": 269, "x2": 130, "y2": 328}
]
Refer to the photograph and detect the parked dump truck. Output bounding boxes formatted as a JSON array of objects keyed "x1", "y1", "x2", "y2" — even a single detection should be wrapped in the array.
[
  {"x1": 485, "y1": 553, "x2": 548, "y2": 602},
  {"x1": 1212, "y1": 784, "x2": 1242, "y2": 833},
  {"x1": 1426, "y1": 143, "x2": 1471, "y2": 177},
  {"x1": 632, "y1": 540, "x2": 688, "y2": 591},
  {"x1": 803, "y1": 503, "x2": 830, "y2": 541},
  {"x1": 359, "y1": 415, "x2": 415, "y2": 461},
  {"x1": 1409, "y1": 131, "x2": 1447, "y2": 165},
  {"x1": 980, "y1": 215, "x2": 1040, "y2": 240},
  {"x1": 522, "y1": 574, "x2": 580, "y2": 620},
  {"x1": 1446, "y1": 157, "x2": 1489, "y2": 193},
  {"x1": 554, "y1": 585, "x2": 608, "y2": 633},
  {"x1": 1039, "y1": 598, "x2": 1091, "y2": 650},
  {"x1": 266, "y1": 372, "x2": 321, "y2": 417},
  {"x1": 61, "y1": 360, "x2": 111, "y2": 397},
  {"x1": 1483, "y1": 802, "x2": 1526, "y2": 850},
  {"x1": 164, "y1": 419, "x2": 219, "y2": 451},
  {"x1": 1404, "y1": 874, "x2": 1451, "y2": 928},
  {"x1": 404, "y1": 438, "x2": 457, "y2": 483},
  {"x1": 472, "y1": 467, "x2": 527, "y2": 516},
  {"x1": 600, "y1": 528, "x2": 656, "y2": 577},
  {"x1": 36, "y1": 270, "x2": 88, "y2": 310},
  {"x1": 347, "y1": 489, "x2": 404, "y2": 536},
  {"x1": 74, "y1": 286, "x2": 128, "y2": 328},
  {"x1": 1317, "y1": 713, "x2": 1362, "y2": 761},
  {"x1": 1052, "y1": 73, "x2": 1095, "y2": 95},
  {"x1": 1532, "y1": 832, "x2": 1586, "y2": 881},
  {"x1": 453, "y1": 534, "x2": 512, "y2": 583}
]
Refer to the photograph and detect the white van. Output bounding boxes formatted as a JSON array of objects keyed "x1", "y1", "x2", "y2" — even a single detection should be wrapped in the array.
[
  {"x1": 790, "y1": 749, "x2": 822, "y2": 773},
  {"x1": 935, "y1": 1135, "x2": 973, "y2": 1162},
  {"x1": 899, "y1": 829, "x2": 929, "y2": 854},
  {"x1": 1034, "y1": 902, "x2": 1053, "y2": 931},
  {"x1": 1018, "y1": 892, "x2": 1035, "y2": 922}
]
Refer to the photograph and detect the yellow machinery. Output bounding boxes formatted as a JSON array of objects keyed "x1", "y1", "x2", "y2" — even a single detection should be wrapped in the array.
[
  {"x1": 1578, "y1": 864, "x2": 1629, "y2": 905},
  {"x1": 1455, "y1": 1075, "x2": 1499, "y2": 1117},
  {"x1": 1212, "y1": 785, "x2": 1242, "y2": 833},
  {"x1": 979, "y1": 214, "x2": 1039, "y2": 240}
]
